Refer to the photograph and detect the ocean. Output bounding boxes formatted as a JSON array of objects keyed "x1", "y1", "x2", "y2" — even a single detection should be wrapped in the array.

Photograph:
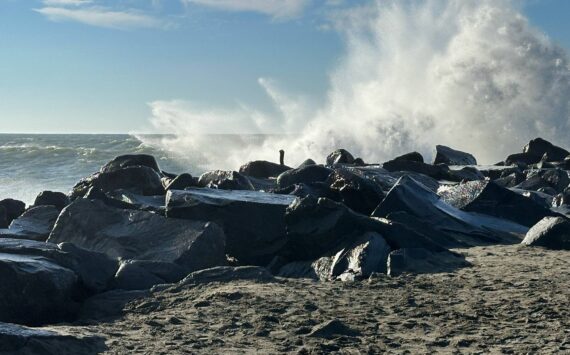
[{"x1": 0, "y1": 134, "x2": 195, "y2": 205}]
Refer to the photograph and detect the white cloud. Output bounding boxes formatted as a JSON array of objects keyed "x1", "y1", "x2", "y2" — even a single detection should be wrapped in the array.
[
  {"x1": 183, "y1": 0, "x2": 310, "y2": 19},
  {"x1": 34, "y1": 6, "x2": 167, "y2": 30}
]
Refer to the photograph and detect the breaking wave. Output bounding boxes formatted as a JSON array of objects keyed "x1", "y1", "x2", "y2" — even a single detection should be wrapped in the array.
[{"x1": 141, "y1": 0, "x2": 570, "y2": 168}]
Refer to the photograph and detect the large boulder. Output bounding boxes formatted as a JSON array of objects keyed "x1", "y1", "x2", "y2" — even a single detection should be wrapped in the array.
[
  {"x1": 100, "y1": 154, "x2": 160, "y2": 173},
  {"x1": 0, "y1": 205, "x2": 59, "y2": 241},
  {"x1": 393, "y1": 151, "x2": 424, "y2": 163},
  {"x1": 0, "y1": 323, "x2": 105, "y2": 355},
  {"x1": 433, "y1": 145, "x2": 477, "y2": 166},
  {"x1": 523, "y1": 138, "x2": 570, "y2": 162},
  {"x1": 372, "y1": 176, "x2": 525, "y2": 246},
  {"x1": 71, "y1": 166, "x2": 165, "y2": 199},
  {"x1": 33, "y1": 191, "x2": 70, "y2": 211},
  {"x1": 239, "y1": 160, "x2": 291, "y2": 178},
  {"x1": 326, "y1": 149, "x2": 355, "y2": 166},
  {"x1": 164, "y1": 173, "x2": 196, "y2": 191},
  {"x1": 325, "y1": 169, "x2": 385, "y2": 215},
  {"x1": 48, "y1": 199, "x2": 226, "y2": 272},
  {"x1": 198, "y1": 170, "x2": 254, "y2": 191},
  {"x1": 0, "y1": 253, "x2": 78, "y2": 325},
  {"x1": 166, "y1": 188, "x2": 296, "y2": 265},
  {"x1": 438, "y1": 180, "x2": 558, "y2": 227},
  {"x1": 516, "y1": 169, "x2": 570, "y2": 193},
  {"x1": 521, "y1": 217, "x2": 570, "y2": 250},
  {"x1": 382, "y1": 159, "x2": 449, "y2": 180},
  {"x1": 283, "y1": 196, "x2": 445, "y2": 262},
  {"x1": 0, "y1": 239, "x2": 118, "y2": 294},
  {"x1": 0, "y1": 199, "x2": 25, "y2": 227},
  {"x1": 276, "y1": 165, "x2": 333, "y2": 189}
]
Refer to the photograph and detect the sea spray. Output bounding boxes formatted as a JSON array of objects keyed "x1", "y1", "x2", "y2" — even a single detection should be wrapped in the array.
[{"x1": 141, "y1": 0, "x2": 570, "y2": 169}]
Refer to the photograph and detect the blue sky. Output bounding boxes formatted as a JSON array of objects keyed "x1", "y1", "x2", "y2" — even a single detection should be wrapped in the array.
[{"x1": 0, "y1": 0, "x2": 569, "y2": 133}]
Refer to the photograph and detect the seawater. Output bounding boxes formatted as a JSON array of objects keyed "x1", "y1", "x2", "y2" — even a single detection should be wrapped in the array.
[{"x1": 0, "y1": 134, "x2": 197, "y2": 205}]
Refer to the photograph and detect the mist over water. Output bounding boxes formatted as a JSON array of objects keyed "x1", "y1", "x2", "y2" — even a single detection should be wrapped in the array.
[{"x1": 142, "y1": 0, "x2": 570, "y2": 169}]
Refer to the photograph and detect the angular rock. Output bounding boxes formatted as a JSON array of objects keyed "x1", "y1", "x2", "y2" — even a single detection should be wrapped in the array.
[
  {"x1": 307, "y1": 319, "x2": 361, "y2": 339},
  {"x1": 71, "y1": 166, "x2": 165, "y2": 199},
  {"x1": 283, "y1": 196, "x2": 445, "y2": 261},
  {"x1": 166, "y1": 188, "x2": 296, "y2": 265},
  {"x1": 100, "y1": 154, "x2": 160, "y2": 173},
  {"x1": 393, "y1": 151, "x2": 424, "y2": 163},
  {"x1": 276, "y1": 165, "x2": 333, "y2": 189},
  {"x1": 325, "y1": 169, "x2": 385, "y2": 215},
  {"x1": 387, "y1": 248, "x2": 469, "y2": 276},
  {"x1": 0, "y1": 205, "x2": 60, "y2": 241},
  {"x1": 33, "y1": 191, "x2": 70, "y2": 210},
  {"x1": 298, "y1": 159, "x2": 317, "y2": 168},
  {"x1": 104, "y1": 190, "x2": 165, "y2": 213},
  {"x1": 523, "y1": 138, "x2": 570, "y2": 162},
  {"x1": 177, "y1": 266, "x2": 274, "y2": 287},
  {"x1": 326, "y1": 149, "x2": 355, "y2": 166},
  {"x1": 48, "y1": 199, "x2": 226, "y2": 272},
  {"x1": 239, "y1": 160, "x2": 291, "y2": 178},
  {"x1": 521, "y1": 217, "x2": 570, "y2": 250},
  {"x1": 433, "y1": 145, "x2": 477, "y2": 165},
  {"x1": 372, "y1": 176, "x2": 525, "y2": 246},
  {"x1": 438, "y1": 180, "x2": 558, "y2": 227},
  {"x1": 0, "y1": 323, "x2": 106, "y2": 355},
  {"x1": 447, "y1": 167, "x2": 485, "y2": 182},
  {"x1": 0, "y1": 199, "x2": 25, "y2": 226},
  {"x1": 198, "y1": 170, "x2": 254, "y2": 191},
  {"x1": 0, "y1": 253, "x2": 78, "y2": 325},
  {"x1": 505, "y1": 152, "x2": 540, "y2": 166},
  {"x1": 165, "y1": 173, "x2": 195, "y2": 190},
  {"x1": 382, "y1": 159, "x2": 448, "y2": 180}
]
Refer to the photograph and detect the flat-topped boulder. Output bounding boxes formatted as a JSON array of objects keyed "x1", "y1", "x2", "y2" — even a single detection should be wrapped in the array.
[
  {"x1": 198, "y1": 170, "x2": 254, "y2": 190},
  {"x1": 0, "y1": 205, "x2": 59, "y2": 241},
  {"x1": 48, "y1": 199, "x2": 226, "y2": 272},
  {"x1": 433, "y1": 145, "x2": 477, "y2": 165},
  {"x1": 372, "y1": 176, "x2": 525, "y2": 246},
  {"x1": 239, "y1": 160, "x2": 291, "y2": 178},
  {"x1": 71, "y1": 166, "x2": 165, "y2": 199},
  {"x1": 438, "y1": 180, "x2": 558, "y2": 227},
  {"x1": 522, "y1": 217, "x2": 570, "y2": 250},
  {"x1": 166, "y1": 188, "x2": 296, "y2": 265}
]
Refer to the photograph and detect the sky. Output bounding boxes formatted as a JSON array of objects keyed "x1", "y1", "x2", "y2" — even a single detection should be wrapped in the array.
[{"x1": 0, "y1": 0, "x2": 569, "y2": 134}]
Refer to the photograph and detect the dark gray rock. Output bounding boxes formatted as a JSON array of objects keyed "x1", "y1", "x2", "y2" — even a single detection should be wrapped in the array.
[
  {"x1": 505, "y1": 152, "x2": 540, "y2": 166},
  {"x1": 298, "y1": 159, "x2": 317, "y2": 168},
  {"x1": 0, "y1": 199, "x2": 25, "y2": 227},
  {"x1": 283, "y1": 196, "x2": 445, "y2": 261},
  {"x1": 0, "y1": 205, "x2": 59, "y2": 242},
  {"x1": 522, "y1": 217, "x2": 570, "y2": 250},
  {"x1": 372, "y1": 176, "x2": 524, "y2": 246},
  {"x1": 387, "y1": 248, "x2": 469, "y2": 276},
  {"x1": 325, "y1": 169, "x2": 385, "y2": 215},
  {"x1": 178, "y1": 266, "x2": 274, "y2": 286},
  {"x1": 48, "y1": 199, "x2": 226, "y2": 272},
  {"x1": 326, "y1": 149, "x2": 355, "y2": 166},
  {"x1": 447, "y1": 167, "x2": 485, "y2": 182},
  {"x1": 434, "y1": 145, "x2": 477, "y2": 165},
  {"x1": 166, "y1": 188, "x2": 296, "y2": 265},
  {"x1": 523, "y1": 138, "x2": 570, "y2": 162},
  {"x1": 165, "y1": 173, "x2": 195, "y2": 190},
  {"x1": 438, "y1": 180, "x2": 558, "y2": 227},
  {"x1": 33, "y1": 191, "x2": 70, "y2": 210},
  {"x1": 382, "y1": 159, "x2": 449, "y2": 180},
  {"x1": 239, "y1": 160, "x2": 291, "y2": 178},
  {"x1": 0, "y1": 253, "x2": 78, "y2": 325},
  {"x1": 0, "y1": 322, "x2": 106, "y2": 355},
  {"x1": 78, "y1": 289, "x2": 149, "y2": 321},
  {"x1": 113, "y1": 259, "x2": 188, "y2": 290},
  {"x1": 198, "y1": 170, "x2": 254, "y2": 191},
  {"x1": 393, "y1": 151, "x2": 424, "y2": 163},
  {"x1": 276, "y1": 165, "x2": 333, "y2": 189},
  {"x1": 100, "y1": 154, "x2": 160, "y2": 173},
  {"x1": 104, "y1": 190, "x2": 165, "y2": 213},
  {"x1": 0, "y1": 206, "x2": 7, "y2": 229},
  {"x1": 71, "y1": 166, "x2": 165, "y2": 199}
]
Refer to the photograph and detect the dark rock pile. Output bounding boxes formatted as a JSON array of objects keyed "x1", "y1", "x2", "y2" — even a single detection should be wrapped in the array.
[{"x1": 1, "y1": 139, "x2": 570, "y2": 329}]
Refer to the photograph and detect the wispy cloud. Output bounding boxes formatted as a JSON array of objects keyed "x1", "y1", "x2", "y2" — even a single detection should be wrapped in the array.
[
  {"x1": 42, "y1": 0, "x2": 93, "y2": 6},
  {"x1": 183, "y1": 0, "x2": 310, "y2": 19},
  {"x1": 34, "y1": 6, "x2": 168, "y2": 30}
]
